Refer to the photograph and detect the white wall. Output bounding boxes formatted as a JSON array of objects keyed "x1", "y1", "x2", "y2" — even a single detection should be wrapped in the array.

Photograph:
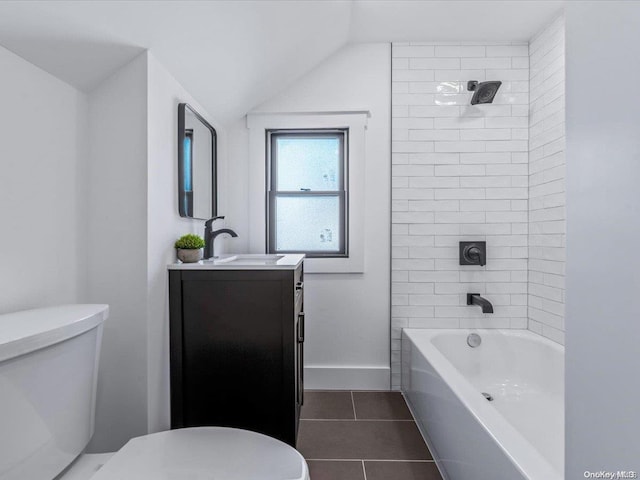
[
  {"x1": 227, "y1": 43, "x2": 391, "y2": 389},
  {"x1": 146, "y1": 52, "x2": 224, "y2": 435},
  {"x1": 0, "y1": 40, "x2": 179, "y2": 454},
  {"x1": 84, "y1": 51, "x2": 227, "y2": 450},
  {"x1": 0, "y1": 44, "x2": 87, "y2": 314},
  {"x1": 84, "y1": 52, "x2": 226, "y2": 450},
  {"x1": 391, "y1": 42, "x2": 530, "y2": 389},
  {"x1": 225, "y1": 119, "x2": 250, "y2": 252},
  {"x1": 528, "y1": 16, "x2": 566, "y2": 344},
  {"x1": 84, "y1": 53, "x2": 149, "y2": 452},
  {"x1": 565, "y1": 2, "x2": 640, "y2": 476}
]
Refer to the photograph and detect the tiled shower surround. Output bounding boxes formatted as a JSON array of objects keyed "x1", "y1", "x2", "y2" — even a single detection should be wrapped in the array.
[
  {"x1": 391, "y1": 19, "x2": 566, "y2": 388},
  {"x1": 391, "y1": 41, "x2": 530, "y2": 388},
  {"x1": 528, "y1": 16, "x2": 566, "y2": 345}
]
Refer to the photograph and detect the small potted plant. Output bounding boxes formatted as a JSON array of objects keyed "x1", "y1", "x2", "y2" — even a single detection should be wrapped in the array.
[{"x1": 175, "y1": 234, "x2": 205, "y2": 263}]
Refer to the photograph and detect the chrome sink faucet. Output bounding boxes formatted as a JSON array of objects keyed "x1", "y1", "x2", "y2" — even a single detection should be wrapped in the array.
[{"x1": 204, "y1": 216, "x2": 238, "y2": 259}]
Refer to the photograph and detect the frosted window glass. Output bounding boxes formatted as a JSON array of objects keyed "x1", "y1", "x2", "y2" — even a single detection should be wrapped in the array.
[
  {"x1": 276, "y1": 137, "x2": 341, "y2": 191},
  {"x1": 275, "y1": 196, "x2": 341, "y2": 252}
]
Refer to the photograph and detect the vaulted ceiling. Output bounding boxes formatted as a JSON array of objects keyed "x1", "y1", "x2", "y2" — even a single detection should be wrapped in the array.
[{"x1": 0, "y1": 0, "x2": 563, "y2": 123}]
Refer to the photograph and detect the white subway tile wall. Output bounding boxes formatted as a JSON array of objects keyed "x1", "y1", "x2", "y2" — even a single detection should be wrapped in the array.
[
  {"x1": 528, "y1": 16, "x2": 566, "y2": 345},
  {"x1": 391, "y1": 42, "x2": 530, "y2": 389}
]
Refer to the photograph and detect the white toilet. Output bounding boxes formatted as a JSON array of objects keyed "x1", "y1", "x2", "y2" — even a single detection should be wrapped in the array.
[{"x1": 0, "y1": 305, "x2": 309, "y2": 480}]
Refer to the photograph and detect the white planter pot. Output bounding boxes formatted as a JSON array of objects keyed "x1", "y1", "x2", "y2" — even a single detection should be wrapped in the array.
[{"x1": 177, "y1": 248, "x2": 203, "y2": 263}]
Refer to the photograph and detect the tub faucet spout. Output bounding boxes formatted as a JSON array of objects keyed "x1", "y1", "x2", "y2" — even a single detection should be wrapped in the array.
[{"x1": 467, "y1": 294, "x2": 493, "y2": 314}]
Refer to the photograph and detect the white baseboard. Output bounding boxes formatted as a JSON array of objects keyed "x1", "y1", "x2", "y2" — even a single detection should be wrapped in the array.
[{"x1": 304, "y1": 365, "x2": 390, "y2": 390}]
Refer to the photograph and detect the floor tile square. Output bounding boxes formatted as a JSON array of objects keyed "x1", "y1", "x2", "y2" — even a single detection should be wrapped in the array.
[
  {"x1": 364, "y1": 461, "x2": 442, "y2": 480},
  {"x1": 300, "y1": 391, "x2": 355, "y2": 420},
  {"x1": 297, "y1": 420, "x2": 431, "y2": 460},
  {"x1": 306, "y1": 460, "x2": 365, "y2": 480},
  {"x1": 352, "y1": 391, "x2": 413, "y2": 420}
]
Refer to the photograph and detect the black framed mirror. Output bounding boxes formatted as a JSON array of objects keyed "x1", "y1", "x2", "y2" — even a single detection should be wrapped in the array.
[{"x1": 178, "y1": 103, "x2": 217, "y2": 219}]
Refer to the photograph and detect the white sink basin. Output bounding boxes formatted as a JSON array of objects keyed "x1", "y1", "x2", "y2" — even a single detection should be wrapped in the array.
[
  {"x1": 169, "y1": 253, "x2": 304, "y2": 271},
  {"x1": 212, "y1": 254, "x2": 284, "y2": 265}
]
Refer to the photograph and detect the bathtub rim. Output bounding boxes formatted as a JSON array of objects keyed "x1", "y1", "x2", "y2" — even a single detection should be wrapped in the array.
[{"x1": 402, "y1": 328, "x2": 563, "y2": 480}]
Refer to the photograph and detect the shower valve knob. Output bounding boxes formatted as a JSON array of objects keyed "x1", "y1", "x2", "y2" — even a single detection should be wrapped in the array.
[{"x1": 460, "y1": 241, "x2": 487, "y2": 266}]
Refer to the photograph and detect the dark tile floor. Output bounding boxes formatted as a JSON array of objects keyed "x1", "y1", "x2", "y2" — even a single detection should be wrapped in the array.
[{"x1": 297, "y1": 391, "x2": 443, "y2": 480}]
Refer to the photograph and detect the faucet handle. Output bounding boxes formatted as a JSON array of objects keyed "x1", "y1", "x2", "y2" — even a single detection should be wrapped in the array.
[
  {"x1": 459, "y1": 241, "x2": 486, "y2": 266},
  {"x1": 205, "y1": 216, "x2": 225, "y2": 228},
  {"x1": 468, "y1": 246, "x2": 486, "y2": 266}
]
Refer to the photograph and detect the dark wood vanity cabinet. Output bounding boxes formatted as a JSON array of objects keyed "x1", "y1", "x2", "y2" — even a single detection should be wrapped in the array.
[{"x1": 168, "y1": 264, "x2": 304, "y2": 447}]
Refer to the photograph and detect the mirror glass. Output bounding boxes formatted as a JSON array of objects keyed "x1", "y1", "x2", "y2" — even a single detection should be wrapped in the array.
[{"x1": 178, "y1": 103, "x2": 216, "y2": 219}]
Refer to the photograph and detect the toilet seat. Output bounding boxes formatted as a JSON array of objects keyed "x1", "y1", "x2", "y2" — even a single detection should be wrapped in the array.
[{"x1": 88, "y1": 427, "x2": 309, "y2": 480}]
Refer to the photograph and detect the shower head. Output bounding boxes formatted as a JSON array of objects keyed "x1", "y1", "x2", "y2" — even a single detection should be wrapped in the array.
[{"x1": 467, "y1": 80, "x2": 502, "y2": 105}]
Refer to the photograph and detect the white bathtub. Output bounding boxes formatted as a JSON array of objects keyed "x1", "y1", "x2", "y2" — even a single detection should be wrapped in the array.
[{"x1": 401, "y1": 328, "x2": 564, "y2": 480}]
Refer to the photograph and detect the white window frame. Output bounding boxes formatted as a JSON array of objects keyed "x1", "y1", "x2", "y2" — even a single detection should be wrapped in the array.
[{"x1": 247, "y1": 111, "x2": 368, "y2": 273}]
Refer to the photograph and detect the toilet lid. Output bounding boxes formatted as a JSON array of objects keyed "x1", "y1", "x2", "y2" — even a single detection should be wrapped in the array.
[{"x1": 88, "y1": 427, "x2": 309, "y2": 480}]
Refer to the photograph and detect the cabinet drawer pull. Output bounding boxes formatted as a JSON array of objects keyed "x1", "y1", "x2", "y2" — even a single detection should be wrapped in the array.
[
  {"x1": 297, "y1": 313, "x2": 305, "y2": 343},
  {"x1": 295, "y1": 282, "x2": 304, "y2": 291}
]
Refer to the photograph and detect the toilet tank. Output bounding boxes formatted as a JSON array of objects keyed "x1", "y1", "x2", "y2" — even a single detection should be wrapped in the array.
[{"x1": 0, "y1": 304, "x2": 108, "y2": 480}]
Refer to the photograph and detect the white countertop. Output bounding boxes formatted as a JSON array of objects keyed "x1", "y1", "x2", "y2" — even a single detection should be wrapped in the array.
[{"x1": 168, "y1": 253, "x2": 304, "y2": 270}]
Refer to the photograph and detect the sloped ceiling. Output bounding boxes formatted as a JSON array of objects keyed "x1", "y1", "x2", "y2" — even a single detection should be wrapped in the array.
[
  {"x1": 349, "y1": 0, "x2": 564, "y2": 43},
  {"x1": 0, "y1": 1, "x2": 353, "y2": 122},
  {"x1": 0, "y1": 0, "x2": 564, "y2": 123}
]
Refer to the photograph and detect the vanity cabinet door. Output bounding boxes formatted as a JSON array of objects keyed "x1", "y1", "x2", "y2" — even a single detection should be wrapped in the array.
[
  {"x1": 294, "y1": 265, "x2": 304, "y2": 408},
  {"x1": 296, "y1": 312, "x2": 305, "y2": 405},
  {"x1": 169, "y1": 268, "x2": 300, "y2": 446}
]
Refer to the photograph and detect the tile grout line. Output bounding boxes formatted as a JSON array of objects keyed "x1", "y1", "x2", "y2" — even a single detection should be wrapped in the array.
[
  {"x1": 306, "y1": 459, "x2": 436, "y2": 463},
  {"x1": 301, "y1": 392, "x2": 440, "y2": 477},
  {"x1": 305, "y1": 459, "x2": 363, "y2": 462},
  {"x1": 351, "y1": 390, "x2": 358, "y2": 420},
  {"x1": 306, "y1": 390, "x2": 396, "y2": 393},
  {"x1": 301, "y1": 419, "x2": 415, "y2": 422}
]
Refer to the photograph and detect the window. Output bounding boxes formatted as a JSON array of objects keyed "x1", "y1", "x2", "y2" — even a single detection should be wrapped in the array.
[
  {"x1": 266, "y1": 129, "x2": 348, "y2": 257},
  {"x1": 247, "y1": 111, "x2": 367, "y2": 273},
  {"x1": 182, "y1": 129, "x2": 194, "y2": 216}
]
